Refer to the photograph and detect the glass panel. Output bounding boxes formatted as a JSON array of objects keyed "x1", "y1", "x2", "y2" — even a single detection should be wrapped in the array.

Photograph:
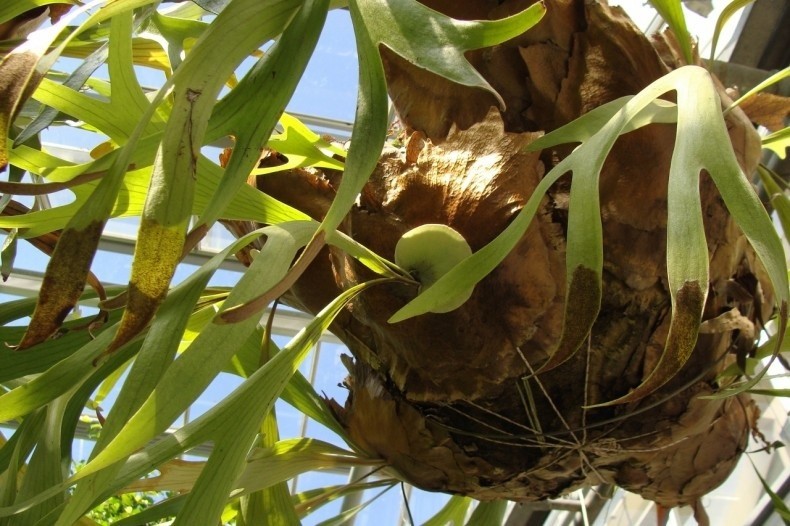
[{"x1": 286, "y1": 9, "x2": 358, "y2": 125}]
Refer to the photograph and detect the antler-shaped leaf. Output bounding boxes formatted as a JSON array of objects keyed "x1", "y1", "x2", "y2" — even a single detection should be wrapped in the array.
[
  {"x1": 390, "y1": 65, "x2": 788, "y2": 405},
  {"x1": 322, "y1": 0, "x2": 546, "y2": 236},
  {"x1": 105, "y1": 0, "x2": 303, "y2": 354},
  {"x1": 194, "y1": 0, "x2": 328, "y2": 236},
  {"x1": 14, "y1": 9, "x2": 156, "y2": 349},
  {"x1": 226, "y1": 0, "x2": 546, "y2": 321},
  {"x1": 601, "y1": 66, "x2": 788, "y2": 404}
]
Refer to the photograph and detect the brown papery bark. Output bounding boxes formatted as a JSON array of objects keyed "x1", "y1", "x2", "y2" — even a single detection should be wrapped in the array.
[{"x1": 232, "y1": 0, "x2": 771, "y2": 513}]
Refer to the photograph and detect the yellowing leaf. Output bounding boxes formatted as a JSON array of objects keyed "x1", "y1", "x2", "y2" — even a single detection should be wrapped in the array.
[{"x1": 763, "y1": 127, "x2": 790, "y2": 159}]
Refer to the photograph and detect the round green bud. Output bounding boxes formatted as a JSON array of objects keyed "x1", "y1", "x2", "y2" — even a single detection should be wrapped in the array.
[{"x1": 394, "y1": 223, "x2": 474, "y2": 313}]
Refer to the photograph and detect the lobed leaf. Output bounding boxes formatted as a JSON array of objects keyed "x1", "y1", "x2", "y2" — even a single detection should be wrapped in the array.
[
  {"x1": 525, "y1": 98, "x2": 678, "y2": 152},
  {"x1": 322, "y1": 0, "x2": 546, "y2": 239},
  {"x1": 193, "y1": 0, "x2": 328, "y2": 237},
  {"x1": 763, "y1": 127, "x2": 790, "y2": 159},
  {"x1": 110, "y1": 0, "x2": 303, "y2": 354},
  {"x1": 249, "y1": 113, "x2": 345, "y2": 176},
  {"x1": 605, "y1": 67, "x2": 788, "y2": 404},
  {"x1": 392, "y1": 65, "x2": 788, "y2": 405},
  {"x1": 70, "y1": 222, "x2": 315, "y2": 480},
  {"x1": 58, "y1": 229, "x2": 274, "y2": 524},
  {"x1": 149, "y1": 10, "x2": 210, "y2": 70}
]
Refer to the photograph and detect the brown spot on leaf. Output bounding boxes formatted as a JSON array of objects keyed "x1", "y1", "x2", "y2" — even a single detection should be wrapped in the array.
[
  {"x1": 539, "y1": 265, "x2": 601, "y2": 372},
  {"x1": 16, "y1": 221, "x2": 105, "y2": 350},
  {"x1": 596, "y1": 281, "x2": 705, "y2": 406},
  {"x1": 103, "y1": 218, "x2": 185, "y2": 356}
]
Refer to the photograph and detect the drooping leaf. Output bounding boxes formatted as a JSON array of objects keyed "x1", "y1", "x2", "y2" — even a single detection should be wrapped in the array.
[
  {"x1": 391, "y1": 66, "x2": 788, "y2": 405},
  {"x1": 0, "y1": 230, "x2": 18, "y2": 281},
  {"x1": 3, "y1": 140, "x2": 309, "y2": 237},
  {"x1": 344, "y1": 0, "x2": 544, "y2": 320},
  {"x1": 748, "y1": 455, "x2": 790, "y2": 525},
  {"x1": 0, "y1": 227, "x2": 315, "y2": 519},
  {"x1": 58, "y1": 231, "x2": 269, "y2": 524},
  {"x1": 0, "y1": 324, "x2": 138, "y2": 423},
  {"x1": 7, "y1": 395, "x2": 69, "y2": 525},
  {"x1": 118, "y1": 439, "x2": 378, "y2": 496},
  {"x1": 225, "y1": 323, "x2": 353, "y2": 442},
  {"x1": 608, "y1": 67, "x2": 788, "y2": 404},
  {"x1": 325, "y1": 0, "x2": 546, "y2": 237},
  {"x1": 108, "y1": 494, "x2": 183, "y2": 526},
  {"x1": 237, "y1": 410, "x2": 301, "y2": 526},
  {"x1": 293, "y1": 480, "x2": 397, "y2": 519},
  {"x1": 709, "y1": 0, "x2": 755, "y2": 61},
  {"x1": 193, "y1": 0, "x2": 328, "y2": 237},
  {"x1": 63, "y1": 279, "x2": 385, "y2": 525},
  {"x1": 72, "y1": 222, "x2": 316, "y2": 480},
  {"x1": 0, "y1": 307, "x2": 124, "y2": 383},
  {"x1": 108, "y1": 0, "x2": 303, "y2": 355},
  {"x1": 15, "y1": 10, "x2": 152, "y2": 349},
  {"x1": 0, "y1": 409, "x2": 46, "y2": 513},
  {"x1": 757, "y1": 165, "x2": 790, "y2": 239},
  {"x1": 167, "y1": 278, "x2": 385, "y2": 525},
  {"x1": 0, "y1": 2, "x2": 83, "y2": 172},
  {"x1": 0, "y1": 0, "x2": 162, "y2": 172},
  {"x1": 232, "y1": 439, "x2": 383, "y2": 500}
]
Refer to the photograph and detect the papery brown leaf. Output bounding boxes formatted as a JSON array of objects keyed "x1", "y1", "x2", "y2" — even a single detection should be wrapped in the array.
[
  {"x1": 221, "y1": 0, "x2": 772, "y2": 514},
  {"x1": 0, "y1": 51, "x2": 43, "y2": 171},
  {"x1": 739, "y1": 92, "x2": 790, "y2": 132}
]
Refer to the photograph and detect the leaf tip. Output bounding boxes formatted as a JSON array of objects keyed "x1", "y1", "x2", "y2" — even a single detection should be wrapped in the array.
[
  {"x1": 537, "y1": 265, "x2": 601, "y2": 373},
  {"x1": 591, "y1": 281, "x2": 706, "y2": 407}
]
